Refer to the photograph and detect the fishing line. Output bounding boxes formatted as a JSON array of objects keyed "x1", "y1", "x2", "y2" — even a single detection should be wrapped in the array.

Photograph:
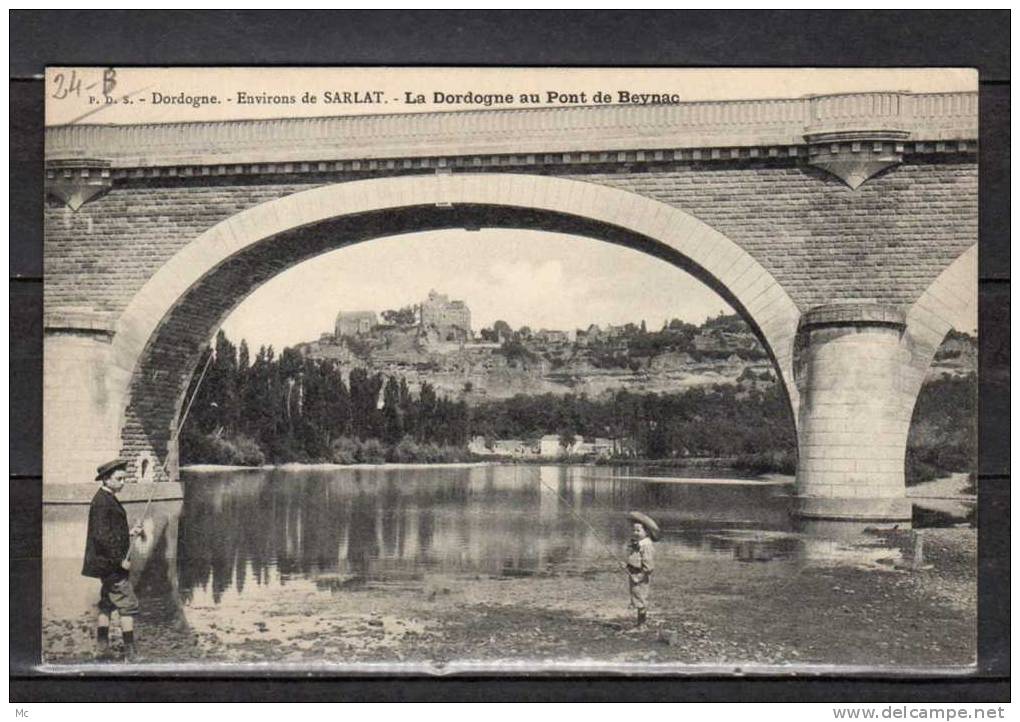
[
  {"x1": 126, "y1": 347, "x2": 215, "y2": 561},
  {"x1": 536, "y1": 476, "x2": 629, "y2": 575}
]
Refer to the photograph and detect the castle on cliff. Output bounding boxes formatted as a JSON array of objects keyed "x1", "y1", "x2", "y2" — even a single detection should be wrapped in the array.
[
  {"x1": 330, "y1": 290, "x2": 472, "y2": 346},
  {"x1": 419, "y1": 289, "x2": 472, "y2": 343}
]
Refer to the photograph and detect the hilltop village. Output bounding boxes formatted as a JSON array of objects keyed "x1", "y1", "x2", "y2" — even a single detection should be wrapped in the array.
[
  {"x1": 293, "y1": 289, "x2": 783, "y2": 407},
  {"x1": 279, "y1": 290, "x2": 975, "y2": 464},
  {"x1": 181, "y1": 289, "x2": 975, "y2": 471}
]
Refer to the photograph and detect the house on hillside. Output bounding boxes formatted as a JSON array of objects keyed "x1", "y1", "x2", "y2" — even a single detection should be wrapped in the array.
[
  {"x1": 572, "y1": 437, "x2": 615, "y2": 459},
  {"x1": 539, "y1": 434, "x2": 567, "y2": 458},
  {"x1": 469, "y1": 436, "x2": 534, "y2": 458},
  {"x1": 335, "y1": 310, "x2": 377, "y2": 338},
  {"x1": 538, "y1": 435, "x2": 616, "y2": 459},
  {"x1": 534, "y1": 329, "x2": 569, "y2": 345}
]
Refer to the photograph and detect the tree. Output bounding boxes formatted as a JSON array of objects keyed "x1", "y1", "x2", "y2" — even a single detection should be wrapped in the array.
[
  {"x1": 417, "y1": 381, "x2": 438, "y2": 443},
  {"x1": 349, "y1": 367, "x2": 384, "y2": 439},
  {"x1": 382, "y1": 305, "x2": 417, "y2": 326},
  {"x1": 210, "y1": 330, "x2": 239, "y2": 434},
  {"x1": 493, "y1": 319, "x2": 513, "y2": 340},
  {"x1": 382, "y1": 376, "x2": 403, "y2": 444},
  {"x1": 183, "y1": 336, "x2": 481, "y2": 465},
  {"x1": 237, "y1": 339, "x2": 250, "y2": 372},
  {"x1": 398, "y1": 377, "x2": 416, "y2": 440}
]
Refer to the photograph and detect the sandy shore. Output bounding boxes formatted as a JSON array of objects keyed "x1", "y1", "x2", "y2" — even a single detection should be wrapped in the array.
[
  {"x1": 43, "y1": 527, "x2": 975, "y2": 673},
  {"x1": 908, "y1": 473, "x2": 976, "y2": 519}
]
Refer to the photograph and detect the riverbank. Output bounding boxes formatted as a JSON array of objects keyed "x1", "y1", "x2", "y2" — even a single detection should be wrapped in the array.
[
  {"x1": 42, "y1": 482, "x2": 183, "y2": 505},
  {"x1": 181, "y1": 457, "x2": 772, "y2": 474},
  {"x1": 182, "y1": 461, "x2": 494, "y2": 473},
  {"x1": 43, "y1": 526, "x2": 975, "y2": 672},
  {"x1": 907, "y1": 473, "x2": 976, "y2": 522},
  {"x1": 595, "y1": 452, "x2": 796, "y2": 476}
]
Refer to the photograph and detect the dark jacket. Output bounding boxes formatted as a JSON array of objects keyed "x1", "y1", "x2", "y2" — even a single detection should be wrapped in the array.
[{"x1": 81, "y1": 487, "x2": 129, "y2": 578}]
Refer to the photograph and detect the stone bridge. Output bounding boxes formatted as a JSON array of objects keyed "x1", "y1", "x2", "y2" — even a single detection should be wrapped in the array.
[{"x1": 44, "y1": 91, "x2": 978, "y2": 521}]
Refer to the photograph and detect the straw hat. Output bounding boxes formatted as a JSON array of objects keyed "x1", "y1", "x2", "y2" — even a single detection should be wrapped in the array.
[{"x1": 627, "y1": 510, "x2": 661, "y2": 541}]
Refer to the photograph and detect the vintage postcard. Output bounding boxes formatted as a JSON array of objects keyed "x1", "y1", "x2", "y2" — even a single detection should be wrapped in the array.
[{"x1": 42, "y1": 67, "x2": 978, "y2": 673}]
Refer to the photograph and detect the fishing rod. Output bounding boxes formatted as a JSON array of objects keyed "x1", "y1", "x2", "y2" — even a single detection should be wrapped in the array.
[
  {"x1": 536, "y1": 476, "x2": 630, "y2": 576},
  {"x1": 126, "y1": 347, "x2": 215, "y2": 562}
]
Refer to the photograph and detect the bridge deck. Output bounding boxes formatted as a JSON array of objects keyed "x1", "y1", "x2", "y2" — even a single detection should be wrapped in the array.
[{"x1": 46, "y1": 91, "x2": 977, "y2": 169}]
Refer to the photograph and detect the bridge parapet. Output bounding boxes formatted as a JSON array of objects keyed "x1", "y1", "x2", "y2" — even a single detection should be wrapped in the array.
[
  {"x1": 806, "y1": 91, "x2": 976, "y2": 134},
  {"x1": 45, "y1": 91, "x2": 977, "y2": 171}
]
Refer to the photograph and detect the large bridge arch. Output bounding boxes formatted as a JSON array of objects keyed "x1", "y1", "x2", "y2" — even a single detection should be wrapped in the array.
[{"x1": 107, "y1": 173, "x2": 803, "y2": 481}]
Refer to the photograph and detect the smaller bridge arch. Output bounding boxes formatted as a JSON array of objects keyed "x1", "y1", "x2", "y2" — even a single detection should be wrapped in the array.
[{"x1": 903, "y1": 243, "x2": 978, "y2": 393}]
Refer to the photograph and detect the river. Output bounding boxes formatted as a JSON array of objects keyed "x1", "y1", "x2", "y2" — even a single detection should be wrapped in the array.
[
  {"x1": 178, "y1": 464, "x2": 797, "y2": 602},
  {"x1": 42, "y1": 464, "x2": 977, "y2": 669}
]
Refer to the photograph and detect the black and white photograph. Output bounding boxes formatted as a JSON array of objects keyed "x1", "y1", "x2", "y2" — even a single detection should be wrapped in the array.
[{"x1": 39, "y1": 66, "x2": 979, "y2": 674}]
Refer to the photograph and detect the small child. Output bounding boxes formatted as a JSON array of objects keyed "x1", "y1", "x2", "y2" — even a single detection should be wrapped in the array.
[{"x1": 624, "y1": 511, "x2": 659, "y2": 628}]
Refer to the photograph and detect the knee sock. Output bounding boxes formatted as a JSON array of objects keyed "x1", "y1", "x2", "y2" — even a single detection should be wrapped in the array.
[
  {"x1": 97, "y1": 626, "x2": 110, "y2": 645},
  {"x1": 123, "y1": 630, "x2": 134, "y2": 646}
]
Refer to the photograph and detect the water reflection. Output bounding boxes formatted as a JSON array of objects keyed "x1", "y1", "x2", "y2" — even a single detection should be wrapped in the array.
[
  {"x1": 43, "y1": 498, "x2": 182, "y2": 621},
  {"x1": 177, "y1": 465, "x2": 796, "y2": 604},
  {"x1": 46, "y1": 465, "x2": 947, "y2": 632}
]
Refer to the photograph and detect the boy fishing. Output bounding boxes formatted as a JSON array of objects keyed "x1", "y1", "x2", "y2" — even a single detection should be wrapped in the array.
[
  {"x1": 623, "y1": 511, "x2": 659, "y2": 628},
  {"x1": 80, "y1": 350, "x2": 211, "y2": 662},
  {"x1": 534, "y1": 474, "x2": 662, "y2": 630},
  {"x1": 82, "y1": 458, "x2": 145, "y2": 660}
]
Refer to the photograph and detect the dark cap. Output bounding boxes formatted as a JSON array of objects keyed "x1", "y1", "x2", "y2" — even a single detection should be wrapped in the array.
[{"x1": 95, "y1": 457, "x2": 129, "y2": 481}]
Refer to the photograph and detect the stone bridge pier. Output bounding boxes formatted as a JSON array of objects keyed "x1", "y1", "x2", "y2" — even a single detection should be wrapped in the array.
[
  {"x1": 794, "y1": 304, "x2": 915, "y2": 521},
  {"x1": 43, "y1": 90, "x2": 978, "y2": 523}
]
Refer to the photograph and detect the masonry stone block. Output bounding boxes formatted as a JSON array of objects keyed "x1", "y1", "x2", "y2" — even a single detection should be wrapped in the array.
[
  {"x1": 672, "y1": 224, "x2": 712, "y2": 267},
  {"x1": 739, "y1": 272, "x2": 775, "y2": 307},
  {"x1": 641, "y1": 204, "x2": 673, "y2": 242}
]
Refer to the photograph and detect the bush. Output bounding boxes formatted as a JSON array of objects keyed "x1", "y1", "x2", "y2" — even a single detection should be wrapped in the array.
[
  {"x1": 267, "y1": 434, "x2": 312, "y2": 464},
  {"x1": 498, "y1": 340, "x2": 537, "y2": 367},
  {"x1": 330, "y1": 436, "x2": 360, "y2": 464},
  {"x1": 905, "y1": 448, "x2": 954, "y2": 486},
  {"x1": 182, "y1": 432, "x2": 266, "y2": 466},
  {"x1": 733, "y1": 450, "x2": 796, "y2": 475},
  {"x1": 230, "y1": 434, "x2": 267, "y2": 465},
  {"x1": 325, "y1": 435, "x2": 471, "y2": 465},
  {"x1": 357, "y1": 438, "x2": 387, "y2": 464},
  {"x1": 389, "y1": 436, "x2": 422, "y2": 463},
  {"x1": 906, "y1": 373, "x2": 977, "y2": 485}
]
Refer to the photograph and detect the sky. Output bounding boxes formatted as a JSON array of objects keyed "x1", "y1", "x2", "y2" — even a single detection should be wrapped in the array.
[{"x1": 219, "y1": 229, "x2": 735, "y2": 351}]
